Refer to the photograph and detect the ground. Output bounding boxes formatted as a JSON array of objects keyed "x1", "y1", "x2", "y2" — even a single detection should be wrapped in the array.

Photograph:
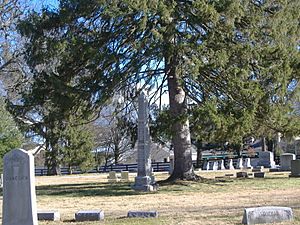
[{"x1": 1, "y1": 170, "x2": 300, "y2": 224}]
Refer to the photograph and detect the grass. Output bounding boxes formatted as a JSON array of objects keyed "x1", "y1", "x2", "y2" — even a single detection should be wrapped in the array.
[{"x1": 1, "y1": 171, "x2": 300, "y2": 224}]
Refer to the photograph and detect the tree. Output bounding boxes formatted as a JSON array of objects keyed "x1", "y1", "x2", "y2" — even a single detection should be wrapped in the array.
[
  {"x1": 60, "y1": 121, "x2": 95, "y2": 174},
  {"x1": 18, "y1": 0, "x2": 300, "y2": 181},
  {"x1": 0, "y1": 97, "x2": 23, "y2": 169}
]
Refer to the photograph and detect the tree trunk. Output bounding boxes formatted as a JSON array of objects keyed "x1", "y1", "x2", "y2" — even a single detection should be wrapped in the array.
[
  {"x1": 45, "y1": 141, "x2": 61, "y2": 175},
  {"x1": 261, "y1": 137, "x2": 267, "y2": 151},
  {"x1": 165, "y1": 54, "x2": 198, "y2": 181}
]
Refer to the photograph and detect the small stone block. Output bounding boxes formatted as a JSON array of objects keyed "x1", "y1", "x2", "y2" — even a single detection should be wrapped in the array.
[
  {"x1": 269, "y1": 168, "x2": 280, "y2": 172},
  {"x1": 225, "y1": 174, "x2": 234, "y2": 177},
  {"x1": 127, "y1": 211, "x2": 158, "y2": 218},
  {"x1": 38, "y1": 211, "x2": 60, "y2": 221},
  {"x1": 242, "y1": 206, "x2": 293, "y2": 224},
  {"x1": 254, "y1": 172, "x2": 265, "y2": 178},
  {"x1": 75, "y1": 210, "x2": 104, "y2": 221},
  {"x1": 252, "y1": 168, "x2": 262, "y2": 172},
  {"x1": 237, "y1": 172, "x2": 248, "y2": 178}
]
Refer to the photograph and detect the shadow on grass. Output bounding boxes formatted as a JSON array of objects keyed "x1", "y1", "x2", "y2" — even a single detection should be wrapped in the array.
[{"x1": 36, "y1": 182, "x2": 149, "y2": 197}]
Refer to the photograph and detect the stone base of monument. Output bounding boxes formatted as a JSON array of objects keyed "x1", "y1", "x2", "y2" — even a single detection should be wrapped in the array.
[
  {"x1": 132, "y1": 176, "x2": 158, "y2": 192},
  {"x1": 242, "y1": 206, "x2": 293, "y2": 224},
  {"x1": 127, "y1": 211, "x2": 158, "y2": 218},
  {"x1": 37, "y1": 211, "x2": 60, "y2": 221},
  {"x1": 75, "y1": 210, "x2": 104, "y2": 221}
]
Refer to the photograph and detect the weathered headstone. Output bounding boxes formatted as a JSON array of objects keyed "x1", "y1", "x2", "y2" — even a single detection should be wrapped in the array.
[
  {"x1": 37, "y1": 211, "x2": 60, "y2": 221},
  {"x1": 219, "y1": 160, "x2": 226, "y2": 170},
  {"x1": 75, "y1": 210, "x2": 104, "y2": 221},
  {"x1": 289, "y1": 160, "x2": 300, "y2": 177},
  {"x1": 254, "y1": 172, "x2": 265, "y2": 178},
  {"x1": 121, "y1": 171, "x2": 129, "y2": 181},
  {"x1": 255, "y1": 151, "x2": 276, "y2": 168},
  {"x1": 202, "y1": 161, "x2": 207, "y2": 170},
  {"x1": 237, "y1": 172, "x2": 248, "y2": 178},
  {"x1": 243, "y1": 158, "x2": 253, "y2": 169},
  {"x1": 2, "y1": 148, "x2": 38, "y2": 225},
  {"x1": 132, "y1": 92, "x2": 157, "y2": 191},
  {"x1": 280, "y1": 153, "x2": 296, "y2": 171},
  {"x1": 212, "y1": 161, "x2": 218, "y2": 171},
  {"x1": 236, "y1": 158, "x2": 243, "y2": 169},
  {"x1": 228, "y1": 159, "x2": 235, "y2": 170},
  {"x1": 242, "y1": 206, "x2": 293, "y2": 224},
  {"x1": 127, "y1": 211, "x2": 158, "y2": 218}
]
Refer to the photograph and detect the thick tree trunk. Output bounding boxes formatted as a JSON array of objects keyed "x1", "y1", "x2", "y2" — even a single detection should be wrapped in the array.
[
  {"x1": 165, "y1": 55, "x2": 198, "y2": 181},
  {"x1": 45, "y1": 141, "x2": 61, "y2": 175}
]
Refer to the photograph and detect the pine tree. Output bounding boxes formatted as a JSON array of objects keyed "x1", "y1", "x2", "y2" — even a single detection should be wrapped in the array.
[
  {"x1": 17, "y1": 0, "x2": 300, "y2": 180},
  {"x1": 0, "y1": 97, "x2": 23, "y2": 170}
]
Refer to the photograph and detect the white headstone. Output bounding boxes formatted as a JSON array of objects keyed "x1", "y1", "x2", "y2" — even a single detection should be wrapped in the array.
[
  {"x1": 280, "y1": 153, "x2": 296, "y2": 171},
  {"x1": 228, "y1": 159, "x2": 235, "y2": 170},
  {"x1": 242, "y1": 206, "x2": 293, "y2": 224},
  {"x1": 243, "y1": 158, "x2": 253, "y2": 169},
  {"x1": 236, "y1": 158, "x2": 243, "y2": 169},
  {"x1": 2, "y1": 148, "x2": 38, "y2": 225},
  {"x1": 219, "y1": 160, "x2": 226, "y2": 170},
  {"x1": 212, "y1": 161, "x2": 218, "y2": 171}
]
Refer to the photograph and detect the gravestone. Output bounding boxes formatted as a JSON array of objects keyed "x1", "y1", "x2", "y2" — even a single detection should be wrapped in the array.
[
  {"x1": 2, "y1": 148, "x2": 38, "y2": 225},
  {"x1": 253, "y1": 151, "x2": 276, "y2": 168},
  {"x1": 219, "y1": 160, "x2": 226, "y2": 170},
  {"x1": 236, "y1": 158, "x2": 243, "y2": 169},
  {"x1": 127, "y1": 211, "x2": 158, "y2": 218},
  {"x1": 243, "y1": 158, "x2": 253, "y2": 169},
  {"x1": 132, "y1": 92, "x2": 157, "y2": 192},
  {"x1": 212, "y1": 161, "x2": 218, "y2": 171},
  {"x1": 37, "y1": 211, "x2": 60, "y2": 221},
  {"x1": 228, "y1": 159, "x2": 235, "y2": 170},
  {"x1": 237, "y1": 172, "x2": 248, "y2": 178},
  {"x1": 280, "y1": 153, "x2": 296, "y2": 171},
  {"x1": 75, "y1": 210, "x2": 104, "y2": 221},
  {"x1": 254, "y1": 172, "x2": 265, "y2": 178},
  {"x1": 242, "y1": 206, "x2": 293, "y2": 224},
  {"x1": 289, "y1": 160, "x2": 300, "y2": 177}
]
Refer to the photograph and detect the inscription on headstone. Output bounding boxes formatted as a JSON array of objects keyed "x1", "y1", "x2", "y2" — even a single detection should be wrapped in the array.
[
  {"x1": 2, "y1": 148, "x2": 38, "y2": 225},
  {"x1": 242, "y1": 206, "x2": 293, "y2": 224}
]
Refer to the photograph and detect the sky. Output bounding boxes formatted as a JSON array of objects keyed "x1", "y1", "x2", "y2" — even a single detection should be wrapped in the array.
[{"x1": 29, "y1": 0, "x2": 59, "y2": 12}]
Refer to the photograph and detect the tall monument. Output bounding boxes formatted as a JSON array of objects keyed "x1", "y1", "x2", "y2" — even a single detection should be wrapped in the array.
[{"x1": 132, "y1": 92, "x2": 157, "y2": 191}]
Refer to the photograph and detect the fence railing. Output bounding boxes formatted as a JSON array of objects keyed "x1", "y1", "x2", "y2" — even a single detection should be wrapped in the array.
[{"x1": 35, "y1": 155, "x2": 300, "y2": 176}]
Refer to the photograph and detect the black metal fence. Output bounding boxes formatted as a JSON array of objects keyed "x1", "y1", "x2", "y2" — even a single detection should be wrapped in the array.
[{"x1": 35, "y1": 155, "x2": 300, "y2": 176}]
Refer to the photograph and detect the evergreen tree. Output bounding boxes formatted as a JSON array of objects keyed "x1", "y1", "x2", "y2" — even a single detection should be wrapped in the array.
[
  {"x1": 0, "y1": 97, "x2": 23, "y2": 169},
  {"x1": 17, "y1": 0, "x2": 300, "y2": 180},
  {"x1": 60, "y1": 121, "x2": 95, "y2": 174}
]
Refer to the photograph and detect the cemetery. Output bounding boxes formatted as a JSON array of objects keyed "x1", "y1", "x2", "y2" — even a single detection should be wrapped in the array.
[{"x1": 0, "y1": 1, "x2": 300, "y2": 225}]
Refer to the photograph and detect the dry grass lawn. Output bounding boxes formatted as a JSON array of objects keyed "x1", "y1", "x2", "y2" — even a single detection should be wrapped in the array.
[{"x1": 1, "y1": 170, "x2": 300, "y2": 224}]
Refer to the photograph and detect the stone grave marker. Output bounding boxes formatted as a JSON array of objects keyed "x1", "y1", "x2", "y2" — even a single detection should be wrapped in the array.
[
  {"x1": 37, "y1": 211, "x2": 60, "y2": 221},
  {"x1": 228, "y1": 159, "x2": 235, "y2": 170},
  {"x1": 289, "y1": 160, "x2": 300, "y2": 177},
  {"x1": 127, "y1": 211, "x2": 158, "y2": 218},
  {"x1": 2, "y1": 148, "x2": 38, "y2": 225},
  {"x1": 236, "y1": 158, "x2": 243, "y2": 169},
  {"x1": 75, "y1": 210, "x2": 104, "y2": 221},
  {"x1": 219, "y1": 160, "x2": 226, "y2": 170},
  {"x1": 242, "y1": 206, "x2": 293, "y2": 224},
  {"x1": 243, "y1": 158, "x2": 253, "y2": 169},
  {"x1": 280, "y1": 153, "x2": 296, "y2": 171},
  {"x1": 132, "y1": 92, "x2": 157, "y2": 191}
]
